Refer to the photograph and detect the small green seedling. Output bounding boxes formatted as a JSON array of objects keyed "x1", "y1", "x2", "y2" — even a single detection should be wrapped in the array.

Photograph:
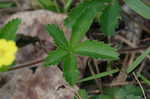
[{"x1": 44, "y1": 0, "x2": 119, "y2": 85}]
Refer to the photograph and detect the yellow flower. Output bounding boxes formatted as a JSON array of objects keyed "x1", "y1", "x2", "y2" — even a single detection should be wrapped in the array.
[{"x1": 0, "y1": 39, "x2": 18, "y2": 67}]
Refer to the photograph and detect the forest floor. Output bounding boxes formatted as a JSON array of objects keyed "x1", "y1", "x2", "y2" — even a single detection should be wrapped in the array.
[{"x1": 0, "y1": 0, "x2": 150, "y2": 99}]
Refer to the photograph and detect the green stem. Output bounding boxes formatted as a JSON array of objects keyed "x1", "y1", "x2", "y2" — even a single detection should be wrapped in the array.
[
  {"x1": 53, "y1": 0, "x2": 60, "y2": 12},
  {"x1": 64, "y1": 0, "x2": 72, "y2": 12}
]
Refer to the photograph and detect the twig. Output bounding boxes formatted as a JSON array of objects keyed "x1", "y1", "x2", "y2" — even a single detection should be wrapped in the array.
[
  {"x1": 75, "y1": 92, "x2": 82, "y2": 99},
  {"x1": 0, "y1": 7, "x2": 21, "y2": 13},
  {"x1": 140, "y1": 38, "x2": 150, "y2": 42},
  {"x1": 88, "y1": 81, "x2": 137, "y2": 94},
  {"x1": 115, "y1": 35, "x2": 150, "y2": 59},
  {"x1": 133, "y1": 72, "x2": 147, "y2": 99},
  {"x1": 112, "y1": 54, "x2": 129, "y2": 83},
  {"x1": 87, "y1": 58, "x2": 103, "y2": 91},
  {"x1": 0, "y1": 0, "x2": 12, "y2": 2},
  {"x1": 93, "y1": 59, "x2": 103, "y2": 90},
  {"x1": 118, "y1": 46, "x2": 149, "y2": 54},
  {"x1": 115, "y1": 35, "x2": 136, "y2": 47},
  {"x1": 105, "y1": 81, "x2": 136, "y2": 87},
  {"x1": 8, "y1": 58, "x2": 44, "y2": 71}
]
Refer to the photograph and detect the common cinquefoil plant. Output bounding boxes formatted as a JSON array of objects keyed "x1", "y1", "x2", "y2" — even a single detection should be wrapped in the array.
[
  {"x1": 45, "y1": 0, "x2": 118, "y2": 85},
  {"x1": 44, "y1": 0, "x2": 120, "y2": 86},
  {"x1": 44, "y1": 23, "x2": 119, "y2": 85}
]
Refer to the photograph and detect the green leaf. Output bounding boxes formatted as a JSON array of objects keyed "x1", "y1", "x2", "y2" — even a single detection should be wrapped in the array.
[
  {"x1": 113, "y1": 85, "x2": 142, "y2": 99},
  {"x1": 63, "y1": 54, "x2": 80, "y2": 85},
  {"x1": 0, "y1": 18, "x2": 21, "y2": 41},
  {"x1": 137, "y1": 73, "x2": 150, "y2": 86},
  {"x1": 102, "y1": 85, "x2": 142, "y2": 99},
  {"x1": 64, "y1": 0, "x2": 73, "y2": 12},
  {"x1": 0, "y1": 62, "x2": 16, "y2": 72},
  {"x1": 125, "y1": 0, "x2": 150, "y2": 19},
  {"x1": 65, "y1": 0, "x2": 110, "y2": 44},
  {"x1": 64, "y1": 0, "x2": 111, "y2": 28},
  {"x1": 46, "y1": 24, "x2": 68, "y2": 49},
  {"x1": 100, "y1": 0, "x2": 121, "y2": 36},
  {"x1": 121, "y1": 85, "x2": 142, "y2": 96},
  {"x1": 44, "y1": 49, "x2": 68, "y2": 66},
  {"x1": 74, "y1": 40, "x2": 119, "y2": 60},
  {"x1": 77, "y1": 69, "x2": 118, "y2": 83},
  {"x1": 37, "y1": 0, "x2": 57, "y2": 11},
  {"x1": 77, "y1": 89, "x2": 89, "y2": 99},
  {"x1": 127, "y1": 47, "x2": 150, "y2": 73},
  {"x1": 0, "y1": 2, "x2": 15, "y2": 8},
  {"x1": 91, "y1": 95, "x2": 112, "y2": 99},
  {"x1": 127, "y1": 95, "x2": 141, "y2": 99},
  {"x1": 103, "y1": 87, "x2": 121, "y2": 96},
  {"x1": 0, "y1": 66, "x2": 10, "y2": 72},
  {"x1": 91, "y1": 85, "x2": 142, "y2": 99}
]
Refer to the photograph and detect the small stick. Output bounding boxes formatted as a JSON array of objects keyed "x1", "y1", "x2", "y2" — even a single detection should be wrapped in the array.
[
  {"x1": 118, "y1": 46, "x2": 149, "y2": 54},
  {"x1": 133, "y1": 72, "x2": 147, "y2": 99},
  {"x1": 115, "y1": 35, "x2": 150, "y2": 59},
  {"x1": 8, "y1": 58, "x2": 44, "y2": 71},
  {"x1": 87, "y1": 58, "x2": 103, "y2": 91}
]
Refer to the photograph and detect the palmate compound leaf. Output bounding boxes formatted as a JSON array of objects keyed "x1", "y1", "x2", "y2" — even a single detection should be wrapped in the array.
[
  {"x1": 125, "y1": 0, "x2": 150, "y2": 19},
  {"x1": 64, "y1": 0, "x2": 112, "y2": 44},
  {"x1": 74, "y1": 40, "x2": 119, "y2": 60},
  {"x1": 100, "y1": 0, "x2": 121, "y2": 36},
  {"x1": 64, "y1": 0, "x2": 112, "y2": 28},
  {"x1": 46, "y1": 24, "x2": 68, "y2": 49},
  {"x1": 44, "y1": 48, "x2": 68, "y2": 66},
  {"x1": 63, "y1": 54, "x2": 80, "y2": 85},
  {"x1": 0, "y1": 18, "x2": 21, "y2": 41}
]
